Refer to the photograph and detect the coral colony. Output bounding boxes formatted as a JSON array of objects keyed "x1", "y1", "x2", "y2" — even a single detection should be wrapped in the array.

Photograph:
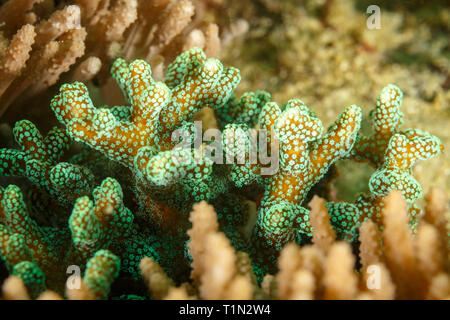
[{"x1": 0, "y1": 45, "x2": 445, "y2": 299}]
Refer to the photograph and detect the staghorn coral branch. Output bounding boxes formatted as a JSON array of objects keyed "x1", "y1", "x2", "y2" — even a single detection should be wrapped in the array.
[
  {"x1": 249, "y1": 100, "x2": 361, "y2": 276},
  {"x1": 323, "y1": 242, "x2": 358, "y2": 299},
  {"x1": 308, "y1": 195, "x2": 336, "y2": 252},
  {"x1": 416, "y1": 222, "x2": 445, "y2": 283},
  {"x1": 81, "y1": 250, "x2": 120, "y2": 300},
  {"x1": 359, "y1": 262, "x2": 395, "y2": 300},
  {"x1": 51, "y1": 47, "x2": 240, "y2": 170},
  {"x1": 164, "y1": 286, "x2": 192, "y2": 300},
  {"x1": 33, "y1": 5, "x2": 81, "y2": 48},
  {"x1": 187, "y1": 201, "x2": 219, "y2": 284},
  {"x1": 70, "y1": 56, "x2": 102, "y2": 82},
  {"x1": 140, "y1": 256, "x2": 175, "y2": 299},
  {"x1": 80, "y1": 0, "x2": 137, "y2": 62},
  {"x1": 358, "y1": 219, "x2": 383, "y2": 268},
  {"x1": 37, "y1": 290, "x2": 64, "y2": 300},
  {"x1": 381, "y1": 191, "x2": 426, "y2": 299},
  {"x1": 69, "y1": 177, "x2": 134, "y2": 260},
  {"x1": 203, "y1": 23, "x2": 221, "y2": 58},
  {"x1": 147, "y1": 0, "x2": 195, "y2": 54},
  {"x1": 33, "y1": 28, "x2": 87, "y2": 90},
  {"x1": 0, "y1": 0, "x2": 237, "y2": 116},
  {"x1": 0, "y1": 3, "x2": 90, "y2": 111},
  {"x1": 327, "y1": 85, "x2": 443, "y2": 237},
  {"x1": 275, "y1": 242, "x2": 301, "y2": 299},
  {"x1": 187, "y1": 201, "x2": 254, "y2": 299},
  {"x1": 75, "y1": 0, "x2": 102, "y2": 22}
]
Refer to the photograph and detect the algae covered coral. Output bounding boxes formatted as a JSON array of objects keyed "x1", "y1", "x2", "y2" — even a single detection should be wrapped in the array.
[{"x1": 0, "y1": 0, "x2": 448, "y2": 301}]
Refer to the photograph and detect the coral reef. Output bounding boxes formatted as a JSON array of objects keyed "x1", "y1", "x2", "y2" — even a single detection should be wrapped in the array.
[
  {"x1": 0, "y1": 0, "x2": 448, "y2": 301},
  {"x1": 0, "y1": 44, "x2": 446, "y2": 299}
]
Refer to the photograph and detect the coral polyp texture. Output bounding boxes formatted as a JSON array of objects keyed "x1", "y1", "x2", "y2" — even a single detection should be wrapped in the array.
[
  {"x1": 327, "y1": 84, "x2": 443, "y2": 235},
  {"x1": 51, "y1": 47, "x2": 240, "y2": 166},
  {"x1": 0, "y1": 42, "x2": 447, "y2": 300},
  {"x1": 0, "y1": 0, "x2": 232, "y2": 117}
]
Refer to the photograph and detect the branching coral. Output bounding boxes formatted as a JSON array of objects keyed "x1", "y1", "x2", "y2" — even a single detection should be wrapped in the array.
[
  {"x1": 0, "y1": 45, "x2": 446, "y2": 300},
  {"x1": 0, "y1": 1, "x2": 86, "y2": 112},
  {"x1": 358, "y1": 190, "x2": 448, "y2": 299},
  {"x1": 0, "y1": 119, "x2": 93, "y2": 207},
  {"x1": 250, "y1": 101, "x2": 361, "y2": 270},
  {"x1": 0, "y1": 177, "x2": 168, "y2": 297},
  {"x1": 327, "y1": 84, "x2": 442, "y2": 236},
  {"x1": 187, "y1": 201, "x2": 254, "y2": 299},
  {"x1": 51, "y1": 47, "x2": 240, "y2": 166},
  {"x1": 215, "y1": 97, "x2": 363, "y2": 276},
  {"x1": 0, "y1": 0, "x2": 245, "y2": 122},
  {"x1": 138, "y1": 201, "x2": 258, "y2": 300}
]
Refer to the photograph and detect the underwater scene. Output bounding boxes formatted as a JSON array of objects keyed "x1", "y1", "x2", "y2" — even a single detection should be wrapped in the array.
[{"x1": 0, "y1": 0, "x2": 448, "y2": 301}]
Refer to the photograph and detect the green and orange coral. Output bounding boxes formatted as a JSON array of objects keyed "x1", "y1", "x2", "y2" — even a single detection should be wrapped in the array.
[
  {"x1": 0, "y1": 47, "x2": 443, "y2": 298},
  {"x1": 0, "y1": 176, "x2": 168, "y2": 297},
  {"x1": 327, "y1": 84, "x2": 442, "y2": 236}
]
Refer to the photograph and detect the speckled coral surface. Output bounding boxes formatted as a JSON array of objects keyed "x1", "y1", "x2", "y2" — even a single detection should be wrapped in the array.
[{"x1": 220, "y1": 0, "x2": 450, "y2": 199}]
